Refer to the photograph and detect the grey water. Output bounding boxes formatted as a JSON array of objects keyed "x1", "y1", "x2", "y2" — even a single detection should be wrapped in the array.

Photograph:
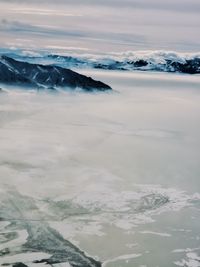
[{"x1": 0, "y1": 70, "x2": 200, "y2": 267}]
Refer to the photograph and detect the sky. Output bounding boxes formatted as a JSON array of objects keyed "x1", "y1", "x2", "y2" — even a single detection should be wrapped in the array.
[{"x1": 0, "y1": 0, "x2": 200, "y2": 54}]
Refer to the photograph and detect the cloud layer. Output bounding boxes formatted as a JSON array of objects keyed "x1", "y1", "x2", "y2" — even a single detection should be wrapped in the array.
[{"x1": 0, "y1": 0, "x2": 200, "y2": 53}]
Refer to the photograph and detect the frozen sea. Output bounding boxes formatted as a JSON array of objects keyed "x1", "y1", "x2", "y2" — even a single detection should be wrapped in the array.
[{"x1": 0, "y1": 69, "x2": 200, "y2": 267}]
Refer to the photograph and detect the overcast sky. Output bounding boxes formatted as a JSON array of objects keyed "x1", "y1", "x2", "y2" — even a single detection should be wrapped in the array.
[{"x1": 0, "y1": 0, "x2": 200, "y2": 54}]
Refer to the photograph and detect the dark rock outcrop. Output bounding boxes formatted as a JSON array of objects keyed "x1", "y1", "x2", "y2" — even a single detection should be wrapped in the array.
[
  {"x1": 12, "y1": 263, "x2": 28, "y2": 267},
  {"x1": 168, "y1": 58, "x2": 200, "y2": 74},
  {"x1": 0, "y1": 55, "x2": 111, "y2": 91}
]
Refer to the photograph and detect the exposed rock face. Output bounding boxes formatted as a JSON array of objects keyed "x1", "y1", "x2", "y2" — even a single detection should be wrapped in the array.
[
  {"x1": 13, "y1": 263, "x2": 28, "y2": 267},
  {"x1": 0, "y1": 56, "x2": 112, "y2": 91},
  {"x1": 167, "y1": 58, "x2": 200, "y2": 74}
]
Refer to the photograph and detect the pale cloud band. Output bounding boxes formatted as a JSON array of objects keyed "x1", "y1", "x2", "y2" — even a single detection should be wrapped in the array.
[{"x1": 0, "y1": 0, "x2": 200, "y2": 53}]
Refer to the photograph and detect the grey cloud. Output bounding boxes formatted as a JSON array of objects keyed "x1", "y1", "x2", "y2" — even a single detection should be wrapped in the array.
[
  {"x1": 1, "y1": 0, "x2": 200, "y2": 13},
  {"x1": 0, "y1": 19, "x2": 84, "y2": 38},
  {"x1": 1, "y1": 0, "x2": 199, "y2": 53},
  {"x1": 0, "y1": 18, "x2": 145, "y2": 48}
]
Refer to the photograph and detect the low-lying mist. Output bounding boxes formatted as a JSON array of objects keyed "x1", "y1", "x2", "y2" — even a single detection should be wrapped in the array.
[{"x1": 0, "y1": 70, "x2": 200, "y2": 198}]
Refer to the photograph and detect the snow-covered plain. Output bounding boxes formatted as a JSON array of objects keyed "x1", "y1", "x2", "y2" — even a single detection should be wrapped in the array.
[
  {"x1": 0, "y1": 69, "x2": 200, "y2": 266},
  {"x1": 0, "y1": 0, "x2": 200, "y2": 266}
]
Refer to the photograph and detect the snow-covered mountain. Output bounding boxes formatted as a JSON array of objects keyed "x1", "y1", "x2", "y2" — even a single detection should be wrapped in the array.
[
  {"x1": 46, "y1": 51, "x2": 200, "y2": 74},
  {"x1": 0, "y1": 55, "x2": 111, "y2": 91}
]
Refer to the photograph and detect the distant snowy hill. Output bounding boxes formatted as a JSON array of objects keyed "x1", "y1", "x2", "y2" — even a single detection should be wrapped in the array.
[{"x1": 47, "y1": 51, "x2": 200, "y2": 74}]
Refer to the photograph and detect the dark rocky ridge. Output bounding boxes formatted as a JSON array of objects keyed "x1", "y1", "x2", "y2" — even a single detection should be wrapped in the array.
[{"x1": 0, "y1": 55, "x2": 111, "y2": 91}]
